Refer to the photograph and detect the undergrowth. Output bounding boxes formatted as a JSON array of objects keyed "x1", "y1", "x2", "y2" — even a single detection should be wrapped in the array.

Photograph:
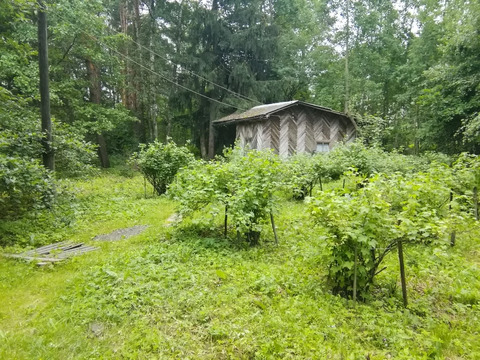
[{"x1": 0, "y1": 172, "x2": 479, "y2": 359}]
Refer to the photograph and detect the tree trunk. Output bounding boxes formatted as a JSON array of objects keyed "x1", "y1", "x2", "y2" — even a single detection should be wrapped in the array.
[
  {"x1": 199, "y1": 124, "x2": 207, "y2": 159},
  {"x1": 119, "y1": 0, "x2": 128, "y2": 106},
  {"x1": 37, "y1": 0, "x2": 54, "y2": 171},
  {"x1": 152, "y1": 113, "x2": 158, "y2": 140},
  {"x1": 133, "y1": 0, "x2": 142, "y2": 113},
  {"x1": 383, "y1": 78, "x2": 389, "y2": 118},
  {"x1": 208, "y1": 103, "x2": 217, "y2": 158},
  {"x1": 165, "y1": 114, "x2": 171, "y2": 139},
  {"x1": 149, "y1": 5, "x2": 158, "y2": 141},
  {"x1": 131, "y1": 0, "x2": 145, "y2": 142},
  {"x1": 86, "y1": 59, "x2": 110, "y2": 168},
  {"x1": 96, "y1": 134, "x2": 110, "y2": 168}
]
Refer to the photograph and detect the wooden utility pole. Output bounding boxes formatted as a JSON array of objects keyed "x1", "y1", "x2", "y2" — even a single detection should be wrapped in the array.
[
  {"x1": 344, "y1": 0, "x2": 350, "y2": 114},
  {"x1": 37, "y1": 0, "x2": 54, "y2": 170}
]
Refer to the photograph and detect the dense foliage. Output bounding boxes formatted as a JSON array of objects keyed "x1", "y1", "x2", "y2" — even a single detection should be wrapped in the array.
[
  {"x1": 282, "y1": 142, "x2": 450, "y2": 201},
  {"x1": 170, "y1": 148, "x2": 282, "y2": 244},
  {"x1": 167, "y1": 144, "x2": 479, "y2": 300},
  {"x1": 308, "y1": 168, "x2": 459, "y2": 299},
  {"x1": 0, "y1": 155, "x2": 55, "y2": 219},
  {"x1": 284, "y1": 154, "x2": 318, "y2": 200},
  {"x1": 2, "y1": 0, "x2": 480, "y2": 168},
  {"x1": 131, "y1": 140, "x2": 194, "y2": 195}
]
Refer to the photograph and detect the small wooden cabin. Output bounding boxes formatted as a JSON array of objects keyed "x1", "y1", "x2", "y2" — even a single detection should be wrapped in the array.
[{"x1": 213, "y1": 100, "x2": 357, "y2": 156}]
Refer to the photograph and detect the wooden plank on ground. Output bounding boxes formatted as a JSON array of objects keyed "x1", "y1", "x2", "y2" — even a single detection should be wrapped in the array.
[
  {"x1": 3, "y1": 253, "x2": 64, "y2": 262},
  {"x1": 3, "y1": 242, "x2": 98, "y2": 264},
  {"x1": 23, "y1": 241, "x2": 70, "y2": 256}
]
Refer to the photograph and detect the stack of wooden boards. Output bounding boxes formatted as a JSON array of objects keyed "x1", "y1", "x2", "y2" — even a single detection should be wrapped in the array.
[{"x1": 3, "y1": 241, "x2": 98, "y2": 266}]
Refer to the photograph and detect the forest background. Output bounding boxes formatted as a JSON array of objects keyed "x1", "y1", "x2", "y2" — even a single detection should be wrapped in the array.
[
  {"x1": 2, "y1": 0, "x2": 480, "y2": 171},
  {"x1": 2, "y1": 2, "x2": 480, "y2": 357}
]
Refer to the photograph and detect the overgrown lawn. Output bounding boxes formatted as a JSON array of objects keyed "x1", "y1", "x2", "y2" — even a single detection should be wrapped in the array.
[{"x1": 1, "y1": 173, "x2": 479, "y2": 359}]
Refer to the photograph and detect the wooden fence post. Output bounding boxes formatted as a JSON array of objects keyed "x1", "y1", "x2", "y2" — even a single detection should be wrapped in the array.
[
  {"x1": 270, "y1": 212, "x2": 279, "y2": 245},
  {"x1": 397, "y1": 240, "x2": 408, "y2": 308},
  {"x1": 144, "y1": 177, "x2": 147, "y2": 199},
  {"x1": 474, "y1": 186, "x2": 478, "y2": 221},
  {"x1": 224, "y1": 204, "x2": 228, "y2": 238},
  {"x1": 450, "y1": 231, "x2": 456, "y2": 247},
  {"x1": 449, "y1": 191, "x2": 456, "y2": 246},
  {"x1": 353, "y1": 246, "x2": 357, "y2": 305}
]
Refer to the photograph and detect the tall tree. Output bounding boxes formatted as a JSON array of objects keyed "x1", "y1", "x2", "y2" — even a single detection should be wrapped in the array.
[{"x1": 37, "y1": 0, "x2": 54, "y2": 170}]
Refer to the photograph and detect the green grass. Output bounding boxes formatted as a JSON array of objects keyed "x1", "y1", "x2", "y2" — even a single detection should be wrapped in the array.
[{"x1": 1, "y1": 172, "x2": 479, "y2": 359}]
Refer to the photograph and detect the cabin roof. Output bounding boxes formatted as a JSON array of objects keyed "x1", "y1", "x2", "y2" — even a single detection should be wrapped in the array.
[{"x1": 213, "y1": 100, "x2": 354, "y2": 126}]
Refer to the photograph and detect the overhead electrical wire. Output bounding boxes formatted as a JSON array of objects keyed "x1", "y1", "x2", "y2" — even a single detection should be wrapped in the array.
[
  {"x1": 103, "y1": 24, "x2": 264, "y2": 106},
  {"x1": 99, "y1": 33, "x2": 249, "y2": 110},
  {"x1": 54, "y1": 12, "x2": 247, "y2": 111},
  {"x1": 50, "y1": 7, "x2": 261, "y2": 110}
]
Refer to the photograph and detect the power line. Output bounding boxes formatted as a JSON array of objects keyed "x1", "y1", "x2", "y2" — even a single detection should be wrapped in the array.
[
  {"x1": 123, "y1": 31, "x2": 263, "y2": 106},
  {"x1": 97, "y1": 34, "x2": 249, "y2": 110},
  {"x1": 52, "y1": 11, "x2": 249, "y2": 111},
  {"x1": 49, "y1": 5, "x2": 262, "y2": 107}
]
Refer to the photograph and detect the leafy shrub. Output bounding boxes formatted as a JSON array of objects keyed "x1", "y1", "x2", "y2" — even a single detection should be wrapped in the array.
[
  {"x1": 1, "y1": 117, "x2": 97, "y2": 179},
  {"x1": 308, "y1": 184, "x2": 394, "y2": 298},
  {"x1": 324, "y1": 142, "x2": 429, "y2": 178},
  {"x1": 282, "y1": 143, "x2": 435, "y2": 198},
  {"x1": 0, "y1": 154, "x2": 55, "y2": 220},
  {"x1": 312, "y1": 152, "x2": 346, "y2": 183},
  {"x1": 283, "y1": 154, "x2": 317, "y2": 200},
  {"x1": 54, "y1": 122, "x2": 97, "y2": 178},
  {"x1": 308, "y1": 169, "x2": 456, "y2": 299},
  {"x1": 131, "y1": 140, "x2": 195, "y2": 195},
  {"x1": 170, "y1": 148, "x2": 282, "y2": 244},
  {"x1": 282, "y1": 153, "x2": 340, "y2": 199},
  {"x1": 451, "y1": 153, "x2": 480, "y2": 191}
]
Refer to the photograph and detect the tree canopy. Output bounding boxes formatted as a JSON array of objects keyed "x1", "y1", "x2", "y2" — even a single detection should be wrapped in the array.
[{"x1": 1, "y1": 0, "x2": 480, "y2": 168}]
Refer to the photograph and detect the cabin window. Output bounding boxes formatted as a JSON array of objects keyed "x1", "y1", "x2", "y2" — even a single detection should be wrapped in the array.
[{"x1": 316, "y1": 142, "x2": 330, "y2": 153}]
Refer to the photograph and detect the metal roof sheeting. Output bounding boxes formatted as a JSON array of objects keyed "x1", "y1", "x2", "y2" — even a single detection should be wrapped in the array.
[{"x1": 213, "y1": 100, "x2": 351, "y2": 125}]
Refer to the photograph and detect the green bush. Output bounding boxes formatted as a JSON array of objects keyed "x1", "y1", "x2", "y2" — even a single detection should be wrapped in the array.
[
  {"x1": 0, "y1": 154, "x2": 55, "y2": 220},
  {"x1": 131, "y1": 140, "x2": 195, "y2": 195},
  {"x1": 54, "y1": 122, "x2": 97, "y2": 178},
  {"x1": 451, "y1": 153, "x2": 480, "y2": 191},
  {"x1": 282, "y1": 143, "x2": 438, "y2": 199},
  {"x1": 324, "y1": 142, "x2": 429, "y2": 178},
  {"x1": 169, "y1": 148, "x2": 283, "y2": 244},
  {"x1": 308, "y1": 168, "x2": 457, "y2": 299},
  {"x1": 283, "y1": 154, "x2": 317, "y2": 200},
  {"x1": 0, "y1": 94, "x2": 98, "y2": 178}
]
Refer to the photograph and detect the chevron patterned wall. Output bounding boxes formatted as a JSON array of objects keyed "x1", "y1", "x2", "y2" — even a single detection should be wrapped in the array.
[{"x1": 236, "y1": 107, "x2": 355, "y2": 155}]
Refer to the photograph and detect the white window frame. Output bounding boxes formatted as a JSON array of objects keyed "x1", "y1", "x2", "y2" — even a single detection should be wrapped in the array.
[{"x1": 316, "y1": 142, "x2": 330, "y2": 153}]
